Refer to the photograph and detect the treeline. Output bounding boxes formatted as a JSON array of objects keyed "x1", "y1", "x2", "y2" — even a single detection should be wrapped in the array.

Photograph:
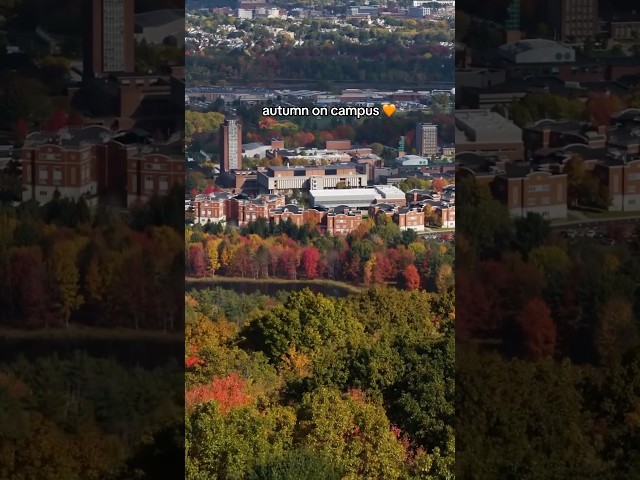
[
  {"x1": 187, "y1": 15, "x2": 453, "y2": 85},
  {"x1": 496, "y1": 91, "x2": 640, "y2": 129},
  {"x1": 186, "y1": 215, "x2": 454, "y2": 292},
  {"x1": 185, "y1": 287, "x2": 454, "y2": 479},
  {"x1": 457, "y1": 177, "x2": 640, "y2": 363},
  {"x1": 0, "y1": 190, "x2": 185, "y2": 331}
]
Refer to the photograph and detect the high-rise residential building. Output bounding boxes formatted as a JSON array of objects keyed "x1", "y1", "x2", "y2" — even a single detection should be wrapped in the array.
[
  {"x1": 416, "y1": 123, "x2": 438, "y2": 157},
  {"x1": 505, "y1": 0, "x2": 522, "y2": 43},
  {"x1": 220, "y1": 119, "x2": 243, "y2": 172},
  {"x1": 548, "y1": 0, "x2": 598, "y2": 42},
  {"x1": 83, "y1": 0, "x2": 135, "y2": 79}
]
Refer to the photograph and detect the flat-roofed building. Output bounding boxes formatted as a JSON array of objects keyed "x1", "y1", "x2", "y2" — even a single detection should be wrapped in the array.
[
  {"x1": 417, "y1": 123, "x2": 438, "y2": 157},
  {"x1": 258, "y1": 163, "x2": 368, "y2": 193},
  {"x1": 220, "y1": 119, "x2": 242, "y2": 172},
  {"x1": 455, "y1": 109, "x2": 524, "y2": 161},
  {"x1": 219, "y1": 170, "x2": 259, "y2": 194},
  {"x1": 548, "y1": 0, "x2": 598, "y2": 42},
  {"x1": 498, "y1": 38, "x2": 577, "y2": 63},
  {"x1": 309, "y1": 185, "x2": 406, "y2": 209}
]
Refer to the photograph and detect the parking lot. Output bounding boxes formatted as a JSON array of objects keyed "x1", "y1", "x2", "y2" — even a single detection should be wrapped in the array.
[{"x1": 557, "y1": 224, "x2": 638, "y2": 245}]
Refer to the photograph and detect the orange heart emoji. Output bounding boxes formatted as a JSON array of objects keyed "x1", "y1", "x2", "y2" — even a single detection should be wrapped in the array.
[{"x1": 382, "y1": 104, "x2": 396, "y2": 117}]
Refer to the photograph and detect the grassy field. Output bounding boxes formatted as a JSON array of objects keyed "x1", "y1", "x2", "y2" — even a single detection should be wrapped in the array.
[
  {"x1": 186, "y1": 276, "x2": 365, "y2": 294},
  {"x1": 0, "y1": 326, "x2": 183, "y2": 341}
]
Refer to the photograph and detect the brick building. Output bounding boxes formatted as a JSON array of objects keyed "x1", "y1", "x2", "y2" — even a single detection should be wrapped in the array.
[
  {"x1": 325, "y1": 206, "x2": 363, "y2": 235},
  {"x1": 416, "y1": 123, "x2": 438, "y2": 157},
  {"x1": 394, "y1": 207, "x2": 426, "y2": 231},
  {"x1": 192, "y1": 192, "x2": 235, "y2": 225},
  {"x1": 126, "y1": 145, "x2": 184, "y2": 208},
  {"x1": 593, "y1": 158, "x2": 640, "y2": 212},
  {"x1": 547, "y1": 0, "x2": 598, "y2": 42},
  {"x1": 22, "y1": 140, "x2": 98, "y2": 205},
  {"x1": 492, "y1": 164, "x2": 568, "y2": 219},
  {"x1": 231, "y1": 194, "x2": 286, "y2": 226}
]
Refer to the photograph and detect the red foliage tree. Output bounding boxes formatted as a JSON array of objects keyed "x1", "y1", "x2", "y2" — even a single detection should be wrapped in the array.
[
  {"x1": 586, "y1": 93, "x2": 614, "y2": 125},
  {"x1": 402, "y1": 264, "x2": 421, "y2": 291},
  {"x1": 10, "y1": 248, "x2": 52, "y2": 328},
  {"x1": 203, "y1": 184, "x2": 215, "y2": 195},
  {"x1": 14, "y1": 117, "x2": 29, "y2": 139},
  {"x1": 185, "y1": 356, "x2": 204, "y2": 368},
  {"x1": 277, "y1": 247, "x2": 298, "y2": 279},
  {"x1": 373, "y1": 252, "x2": 394, "y2": 283},
  {"x1": 42, "y1": 108, "x2": 68, "y2": 132},
  {"x1": 455, "y1": 269, "x2": 493, "y2": 339},
  {"x1": 432, "y1": 178, "x2": 446, "y2": 193},
  {"x1": 301, "y1": 247, "x2": 320, "y2": 279},
  {"x1": 185, "y1": 373, "x2": 251, "y2": 412},
  {"x1": 259, "y1": 116, "x2": 277, "y2": 129},
  {"x1": 188, "y1": 243, "x2": 207, "y2": 278},
  {"x1": 517, "y1": 297, "x2": 557, "y2": 360},
  {"x1": 403, "y1": 129, "x2": 416, "y2": 149},
  {"x1": 333, "y1": 124, "x2": 355, "y2": 141}
]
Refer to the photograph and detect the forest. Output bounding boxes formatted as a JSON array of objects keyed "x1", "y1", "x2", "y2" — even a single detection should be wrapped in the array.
[
  {"x1": 0, "y1": 188, "x2": 186, "y2": 478},
  {"x1": 185, "y1": 286, "x2": 454, "y2": 479},
  {"x1": 0, "y1": 188, "x2": 185, "y2": 331},
  {"x1": 186, "y1": 213, "x2": 455, "y2": 291},
  {"x1": 0, "y1": 353, "x2": 184, "y2": 480},
  {"x1": 456, "y1": 176, "x2": 640, "y2": 478}
]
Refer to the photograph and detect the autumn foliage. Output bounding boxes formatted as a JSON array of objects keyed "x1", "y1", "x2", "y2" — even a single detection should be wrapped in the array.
[
  {"x1": 186, "y1": 222, "x2": 453, "y2": 293},
  {"x1": 185, "y1": 373, "x2": 251, "y2": 412}
]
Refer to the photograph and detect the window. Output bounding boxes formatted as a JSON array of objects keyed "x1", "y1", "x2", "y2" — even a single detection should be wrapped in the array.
[
  {"x1": 159, "y1": 176, "x2": 168, "y2": 192},
  {"x1": 53, "y1": 166, "x2": 62, "y2": 185},
  {"x1": 39, "y1": 167, "x2": 48, "y2": 182},
  {"x1": 145, "y1": 175, "x2": 154, "y2": 192},
  {"x1": 527, "y1": 198, "x2": 536, "y2": 206}
]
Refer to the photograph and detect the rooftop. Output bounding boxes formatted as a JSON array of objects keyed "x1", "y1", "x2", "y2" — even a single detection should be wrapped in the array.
[{"x1": 455, "y1": 109, "x2": 522, "y2": 143}]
